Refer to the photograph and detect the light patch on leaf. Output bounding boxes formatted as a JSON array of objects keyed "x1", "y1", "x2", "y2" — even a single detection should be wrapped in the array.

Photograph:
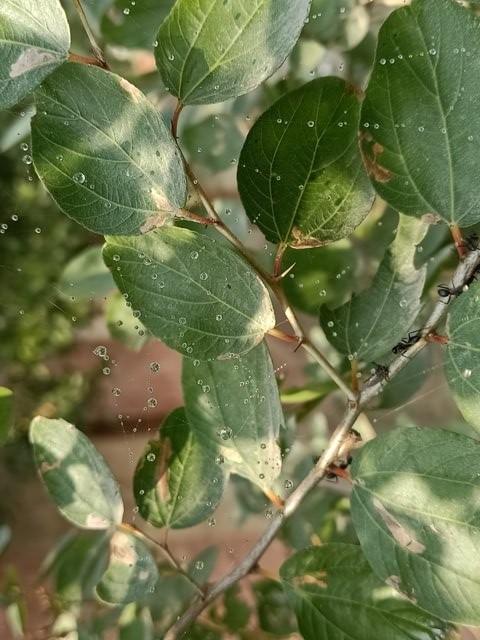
[
  {"x1": 291, "y1": 227, "x2": 327, "y2": 249},
  {"x1": 373, "y1": 498, "x2": 425, "y2": 553},
  {"x1": 138, "y1": 569, "x2": 151, "y2": 581},
  {"x1": 110, "y1": 531, "x2": 137, "y2": 564},
  {"x1": 292, "y1": 571, "x2": 328, "y2": 588},
  {"x1": 119, "y1": 77, "x2": 143, "y2": 103},
  {"x1": 155, "y1": 438, "x2": 172, "y2": 503},
  {"x1": 360, "y1": 133, "x2": 392, "y2": 183},
  {"x1": 86, "y1": 513, "x2": 112, "y2": 529},
  {"x1": 39, "y1": 460, "x2": 61, "y2": 474},
  {"x1": 10, "y1": 49, "x2": 58, "y2": 78},
  {"x1": 140, "y1": 212, "x2": 171, "y2": 234}
]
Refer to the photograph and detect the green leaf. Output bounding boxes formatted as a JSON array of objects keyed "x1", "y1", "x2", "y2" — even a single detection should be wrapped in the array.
[
  {"x1": 119, "y1": 605, "x2": 153, "y2": 640},
  {"x1": 155, "y1": 0, "x2": 311, "y2": 105},
  {"x1": 281, "y1": 492, "x2": 356, "y2": 551},
  {"x1": 304, "y1": 0, "x2": 369, "y2": 51},
  {"x1": 321, "y1": 215, "x2": 427, "y2": 361},
  {"x1": 280, "y1": 543, "x2": 453, "y2": 640},
  {"x1": 444, "y1": 279, "x2": 480, "y2": 431},
  {"x1": 31, "y1": 62, "x2": 186, "y2": 235},
  {"x1": 134, "y1": 408, "x2": 225, "y2": 529},
  {"x1": 0, "y1": 526, "x2": 11, "y2": 555},
  {"x1": 281, "y1": 242, "x2": 354, "y2": 315},
  {"x1": 102, "y1": 0, "x2": 175, "y2": 49},
  {"x1": 0, "y1": 387, "x2": 13, "y2": 445},
  {"x1": 222, "y1": 585, "x2": 251, "y2": 632},
  {"x1": 106, "y1": 292, "x2": 149, "y2": 351},
  {"x1": 360, "y1": 0, "x2": 480, "y2": 227},
  {"x1": 238, "y1": 77, "x2": 375, "y2": 247},
  {"x1": 280, "y1": 381, "x2": 336, "y2": 405},
  {"x1": 0, "y1": 0, "x2": 70, "y2": 110},
  {"x1": 252, "y1": 579, "x2": 297, "y2": 635},
  {"x1": 182, "y1": 342, "x2": 283, "y2": 492},
  {"x1": 58, "y1": 246, "x2": 115, "y2": 300},
  {"x1": 351, "y1": 426, "x2": 480, "y2": 625},
  {"x1": 29, "y1": 416, "x2": 124, "y2": 529},
  {"x1": 182, "y1": 115, "x2": 244, "y2": 173},
  {"x1": 103, "y1": 228, "x2": 275, "y2": 360},
  {"x1": 41, "y1": 530, "x2": 110, "y2": 609},
  {"x1": 96, "y1": 530, "x2": 158, "y2": 605}
]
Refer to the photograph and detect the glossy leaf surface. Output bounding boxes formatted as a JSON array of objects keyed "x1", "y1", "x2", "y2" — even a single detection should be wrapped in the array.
[
  {"x1": 96, "y1": 530, "x2": 158, "y2": 604},
  {"x1": 444, "y1": 280, "x2": 480, "y2": 431},
  {"x1": 182, "y1": 342, "x2": 283, "y2": 492},
  {"x1": 155, "y1": 0, "x2": 311, "y2": 105},
  {"x1": 238, "y1": 77, "x2": 375, "y2": 247},
  {"x1": 281, "y1": 544, "x2": 452, "y2": 640},
  {"x1": 32, "y1": 63, "x2": 186, "y2": 235},
  {"x1": 103, "y1": 228, "x2": 275, "y2": 360},
  {"x1": 0, "y1": 0, "x2": 70, "y2": 110},
  {"x1": 351, "y1": 427, "x2": 480, "y2": 624},
  {"x1": 360, "y1": 0, "x2": 480, "y2": 227},
  {"x1": 30, "y1": 417, "x2": 124, "y2": 529},
  {"x1": 321, "y1": 215, "x2": 426, "y2": 361},
  {"x1": 134, "y1": 408, "x2": 225, "y2": 529}
]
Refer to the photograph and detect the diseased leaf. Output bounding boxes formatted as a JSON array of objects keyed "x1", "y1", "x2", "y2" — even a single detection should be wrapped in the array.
[
  {"x1": 103, "y1": 228, "x2": 275, "y2": 360},
  {"x1": 32, "y1": 63, "x2": 186, "y2": 235},
  {"x1": 281, "y1": 544, "x2": 453, "y2": 640},
  {"x1": 182, "y1": 342, "x2": 283, "y2": 492},
  {"x1": 0, "y1": 387, "x2": 13, "y2": 445},
  {"x1": 444, "y1": 279, "x2": 480, "y2": 432},
  {"x1": 360, "y1": 0, "x2": 480, "y2": 227},
  {"x1": 58, "y1": 246, "x2": 115, "y2": 300},
  {"x1": 29, "y1": 417, "x2": 124, "y2": 529},
  {"x1": 321, "y1": 215, "x2": 427, "y2": 361},
  {"x1": 351, "y1": 426, "x2": 480, "y2": 625},
  {"x1": 0, "y1": 0, "x2": 70, "y2": 110},
  {"x1": 155, "y1": 0, "x2": 311, "y2": 105},
  {"x1": 96, "y1": 530, "x2": 158, "y2": 605},
  {"x1": 102, "y1": 0, "x2": 175, "y2": 49},
  {"x1": 134, "y1": 408, "x2": 225, "y2": 529},
  {"x1": 238, "y1": 77, "x2": 375, "y2": 247}
]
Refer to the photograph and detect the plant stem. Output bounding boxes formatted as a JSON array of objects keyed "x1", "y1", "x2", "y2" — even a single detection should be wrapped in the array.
[
  {"x1": 171, "y1": 101, "x2": 184, "y2": 139},
  {"x1": 163, "y1": 244, "x2": 480, "y2": 640},
  {"x1": 68, "y1": 52, "x2": 106, "y2": 67},
  {"x1": 72, "y1": 0, "x2": 108, "y2": 68}
]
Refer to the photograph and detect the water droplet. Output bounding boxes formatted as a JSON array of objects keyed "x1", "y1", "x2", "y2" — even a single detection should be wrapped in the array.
[
  {"x1": 399, "y1": 299, "x2": 407, "y2": 308},
  {"x1": 463, "y1": 369, "x2": 472, "y2": 379},
  {"x1": 147, "y1": 398, "x2": 157, "y2": 408},
  {"x1": 73, "y1": 172, "x2": 86, "y2": 184},
  {"x1": 190, "y1": 251, "x2": 199, "y2": 260},
  {"x1": 178, "y1": 317, "x2": 187, "y2": 325},
  {"x1": 215, "y1": 455, "x2": 225, "y2": 465},
  {"x1": 103, "y1": 367, "x2": 110, "y2": 375},
  {"x1": 208, "y1": 518, "x2": 216, "y2": 527},
  {"x1": 112, "y1": 254, "x2": 121, "y2": 262},
  {"x1": 327, "y1": 321, "x2": 334, "y2": 328},
  {"x1": 379, "y1": 58, "x2": 386, "y2": 65},
  {"x1": 307, "y1": 120, "x2": 315, "y2": 127},
  {"x1": 93, "y1": 345, "x2": 107, "y2": 357},
  {"x1": 146, "y1": 452, "x2": 156, "y2": 462},
  {"x1": 22, "y1": 154, "x2": 32, "y2": 165},
  {"x1": 284, "y1": 479, "x2": 293, "y2": 490},
  {"x1": 123, "y1": 7, "x2": 130, "y2": 14},
  {"x1": 112, "y1": 387, "x2": 121, "y2": 396},
  {"x1": 217, "y1": 426, "x2": 233, "y2": 441},
  {"x1": 194, "y1": 561, "x2": 204, "y2": 570},
  {"x1": 200, "y1": 272, "x2": 208, "y2": 280},
  {"x1": 150, "y1": 362, "x2": 160, "y2": 372}
]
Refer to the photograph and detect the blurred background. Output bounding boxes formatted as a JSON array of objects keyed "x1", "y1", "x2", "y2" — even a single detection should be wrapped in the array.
[{"x1": 2, "y1": 0, "x2": 479, "y2": 638}]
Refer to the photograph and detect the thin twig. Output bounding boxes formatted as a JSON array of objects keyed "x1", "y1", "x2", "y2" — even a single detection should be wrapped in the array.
[
  {"x1": 72, "y1": 0, "x2": 108, "y2": 68},
  {"x1": 68, "y1": 52, "x2": 106, "y2": 68},
  {"x1": 131, "y1": 525, "x2": 205, "y2": 597},
  {"x1": 163, "y1": 245, "x2": 480, "y2": 639},
  {"x1": 171, "y1": 101, "x2": 183, "y2": 139}
]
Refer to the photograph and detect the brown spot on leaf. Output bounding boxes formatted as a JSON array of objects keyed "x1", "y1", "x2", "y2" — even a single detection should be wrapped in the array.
[
  {"x1": 110, "y1": 531, "x2": 136, "y2": 564},
  {"x1": 345, "y1": 82, "x2": 363, "y2": 100},
  {"x1": 140, "y1": 213, "x2": 171, "y2": 234},
  {"x1": 156, "y1": 438, "x2": 172, "y2": 503},
  {"x1": 290, "y1": 227, "x2": 328, "y2": 249},
  {"x1": 359, "y1": 133, "x2": 392, "y2": 183},
  {"x1": 292, "y1": 571, "x2": 328, "y2": 588},
  {"x1": 39, "y1": 460, "x2": 61, "y2": 474},
  {"x1": 373, "y1": 498, "x2": 425, "y2": 553}
]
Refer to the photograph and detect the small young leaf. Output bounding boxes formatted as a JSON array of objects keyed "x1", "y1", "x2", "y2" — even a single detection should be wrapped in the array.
[
  {"x1": 102, "y1": 0, "x2": 175, "y2": 50},
  {"x1": 103, "y1": 228, "x2": 275, "y2": 360},
  {"x1": 360, "y1": 0, "x2": 480, "y2": 227},
  {"x1": 96, "y1": 530, "x2": 158, "y2": 605},
  {"x1": 280, "y1": 544, "x2": 452, "y2": 640},
  {"x1": 155, "y1": 0, "x2": 311, "y2": 105},
  {"x1": 182, "y1": 342, "x2": 283, "y2": 492},
  {"x1": 32, "y1": 63, "x2": 186, "y2": 235},
  {"x1": 238, "y1": 77, "x2": 375, "y2": 247},
  {"x1": 351, "y1": 427, "x2": 480, "y2": 625},
  {"x1": 0, "y1": 387, "x2": 13, "y2": 445},
  {"x1": 321, "y1": 215, "x2": 427, "y2": 361},
  {"x1": 0, "y1": 0, "x2": 70, "y2": 110},
  {"x1": 58, "y1": 246, "x2": 115, "y2": 300},
  {"x1": 106, "y1": 293, "x2": 149, "y2": 351},
  {"x1": 444, "y1": 279, "x2": 480, "y2": 431},
  {"x1": 134, "y1": 408, "x2": 225, "y2": 529},
  {"x1": 29, "y1": 417, "x2": 124, "y2": 529}
]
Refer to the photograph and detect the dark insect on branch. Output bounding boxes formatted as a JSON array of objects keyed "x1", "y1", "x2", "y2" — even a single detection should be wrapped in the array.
[
  {"x1": 437, "y1": 283, "x2": 462, "y2": 304},
  {"x1": 391, "y1": 329, "x2": 422, "y2": 355},
  {"x1": 370, "y1": 362, "x2": 390, "y2": 383}
]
